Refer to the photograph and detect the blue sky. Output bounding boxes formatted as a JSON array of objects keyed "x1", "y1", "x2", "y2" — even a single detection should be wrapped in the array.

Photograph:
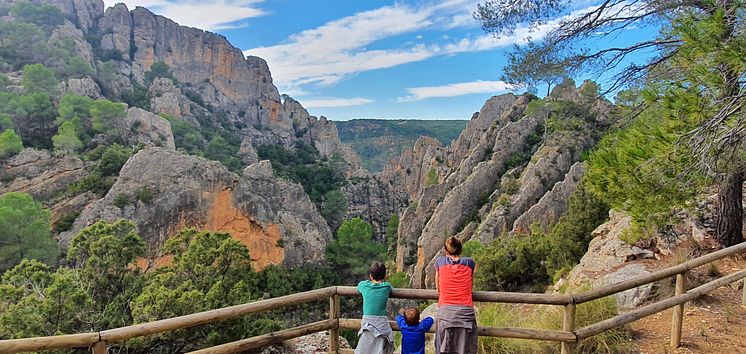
[{"x1": 103, "y1": 1, "x2": 654, "y2": 120}]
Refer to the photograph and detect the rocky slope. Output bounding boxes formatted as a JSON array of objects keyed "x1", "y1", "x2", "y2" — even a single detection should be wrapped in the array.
[
  {"x1": 383, "y1": 81, "x2": 614, "y2": 288},
  {"x1": 1, "y1": 0, "x2": 409, "y2": 264},
  {"x1": 60, "y1": 148, "x2": 331, "y2": 269}
]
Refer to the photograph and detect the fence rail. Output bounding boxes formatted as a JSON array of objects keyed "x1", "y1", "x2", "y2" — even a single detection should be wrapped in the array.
[{"x1": 1, "y1": 242, "x2": 745, "y2": 354}]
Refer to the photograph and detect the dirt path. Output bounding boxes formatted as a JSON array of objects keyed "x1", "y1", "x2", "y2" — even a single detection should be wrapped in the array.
[{"x1": 631, "y1": 256, "x2": 746, "y2": 354}]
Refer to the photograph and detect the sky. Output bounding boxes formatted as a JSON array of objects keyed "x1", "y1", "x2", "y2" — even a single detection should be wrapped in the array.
[{"x1": 102, "y1": 0, "x2": 655, "y2": 120}]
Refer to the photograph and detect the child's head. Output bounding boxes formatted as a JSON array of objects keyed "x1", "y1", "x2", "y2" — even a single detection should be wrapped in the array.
[
  {"x1": 369, "y1": 261, "x2": 386, "y2": 281},
  {"x1": 404, "y1": 307, "x2": 420, "y2": 326},
  {"x1": 444, "y1": 236, "x2": 462, "y2": 256}
]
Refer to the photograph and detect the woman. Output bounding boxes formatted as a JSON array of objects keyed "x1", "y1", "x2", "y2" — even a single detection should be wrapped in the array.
[{"x1": 434, "y1": 236, "x2": 477, "y2": 354}]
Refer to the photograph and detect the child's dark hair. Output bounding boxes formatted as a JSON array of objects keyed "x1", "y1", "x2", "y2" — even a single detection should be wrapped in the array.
[
  {"x1": 444, "y1": 236, "x2": 462, "y2": 256},
  {"x1": 404, "y1": 307, "x2": 420, "y2": 326},
  {"x1": 369, "y1": 261, "x2": 386, "y2": 281}
]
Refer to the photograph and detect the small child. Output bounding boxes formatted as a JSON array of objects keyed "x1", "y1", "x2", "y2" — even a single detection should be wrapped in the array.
[
  {"x1": 355, "y1": 261, "x2": 394, "y2": 354},
  {"x1": 396, "y1": 307, "x2": 434, "y2": 354}
]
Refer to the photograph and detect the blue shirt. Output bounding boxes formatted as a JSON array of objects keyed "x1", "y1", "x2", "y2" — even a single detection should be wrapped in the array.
[{"x1": 396, "y1": 314, "x2": 434, "y2": 354}]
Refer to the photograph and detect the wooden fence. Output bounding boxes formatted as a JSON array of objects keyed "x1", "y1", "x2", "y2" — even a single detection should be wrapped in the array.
[{"x1": 1, "y1": 242, "x2": 745, "y2": 354}]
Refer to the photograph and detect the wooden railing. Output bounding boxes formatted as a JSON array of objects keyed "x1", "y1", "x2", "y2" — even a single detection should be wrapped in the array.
[{"x1": 1, "y1": 242, "x2": 745, "y2": 354}]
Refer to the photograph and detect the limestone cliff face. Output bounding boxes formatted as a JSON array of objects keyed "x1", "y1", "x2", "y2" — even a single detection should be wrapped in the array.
[
  {"x1": 59, "y1": 148, "x2": 332, "y2": 269},
  {"x1": 382, "y1": 85, "x2": 614, "y2": 288},
  {"x1": 341, "y1": 177, "x2": 408, "y2": 242}
]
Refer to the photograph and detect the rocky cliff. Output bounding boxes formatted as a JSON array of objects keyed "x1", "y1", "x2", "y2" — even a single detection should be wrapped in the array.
[
  {"x1": 60, "y1": 148, "x2": 332, "y2": 269},
  {"x1": 385, "y1": 81, "x2": 614, "y2": 288}
]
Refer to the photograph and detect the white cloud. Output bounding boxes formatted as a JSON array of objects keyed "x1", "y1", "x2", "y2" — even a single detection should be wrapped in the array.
[
  {"x1": 301, "y1": 97, "x2": 374, "y2": 108},
  {"x1": 398, "y1": 80, "x2": 514, "y2": 102},
  {"x1": 244, "y1": 0, "x2": 600, "y2": 94},
  {"x1": 103, "y1": 0, "x2": 267, "y2": 30},
  {"x1": 244, "y1": 0, "x2": 494, "y2": 93}
]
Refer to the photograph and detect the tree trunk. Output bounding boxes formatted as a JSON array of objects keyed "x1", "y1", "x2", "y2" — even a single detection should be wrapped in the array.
[{"x1": 716, "y1": 171, "x2": 743, "y2": 247}]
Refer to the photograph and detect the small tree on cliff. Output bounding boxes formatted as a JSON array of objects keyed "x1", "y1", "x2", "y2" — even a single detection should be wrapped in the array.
[
  {"x1": 326, "y1": 217, "x2": 385, "y2": 281},
  {"x1": 0, "y1": 192, "x2": 56, "y2": 273}
]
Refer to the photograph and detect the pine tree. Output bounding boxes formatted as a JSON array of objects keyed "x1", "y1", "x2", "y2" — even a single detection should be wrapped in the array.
[{"x1": 52, "y1": 121, "x2": 82, "y2": 155}]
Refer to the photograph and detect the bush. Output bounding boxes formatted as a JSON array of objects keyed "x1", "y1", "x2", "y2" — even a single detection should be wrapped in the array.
[
  {"x1": 54, "y1": 211, "x2": 80, "y2": 233},
  {"x1": 424, "y1": 167, "x2": 439, "y2": 186},
  {"x1": 145, "y1": 62, "x2": 177, "y2": 84},
  {"x1": 0, "y1": 129, "x2": 23, "y2": 158},
  {"x1": 22, "y1": 64, "x2": 58, "y2": 96},
  {"x1": 98, "y1": 144, "x2": 131, "y2": 176},
  {"x1": 114, "y1": 193, "x2": 130, "y2": 208},
  {"x1": 388, "y1": 271, "x2": 409, "y2": 288},
  {"x1": 135, "y1": 186, "x2": 154, "y2": 204}
]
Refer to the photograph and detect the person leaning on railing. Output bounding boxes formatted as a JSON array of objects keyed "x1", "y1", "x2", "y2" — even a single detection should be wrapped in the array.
[{"x1": 434, "y1": 236, "x2": 478, "y2": 354}]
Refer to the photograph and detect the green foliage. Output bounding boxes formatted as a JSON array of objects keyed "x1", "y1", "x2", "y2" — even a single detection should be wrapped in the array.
[
  {"x1": 501, "y1": 42, "x2": 570, "y2": 96},
  {"x1": 10, "y1": 1, "x2": 64, "y2": 34},
  {"x1": 257, "y1": 142, "x2": 346, "y2": 205},
  {"x1": 424, "y1": 167, "x2": 439, "y2": 186},
  {"x1": 0, "y1": 21, "x2": 46, "y2": 69},
  {"x1": 205, "y1": 136, "x2": 242, "y2": 172},
  {"x1": 121, "y1": 82, "x2": 150, "y2": 111},
  {"x1": 132, "y1": 229, "x2": 280, "y2": 349},
  {"x1": 320, "y1": 189, "x2": 347, "y2": 232},
  {"x1": 0, "y1": 130, "x2": 23, "y2": 158},
  {"x1": 135, "y1": 186, "x2": 154, "y2": 204},
  {"x1": 9, "y1": 92, "x2": 56, "y2": 148},
  {"x1": 0, "y1": 192, "x2": 56, "y2": 272},
  {"x1": 53, "y1": 211, "x2": 80, "y2": 233},
  {"x1": 462, "y1": 239, "x2": 485, "y2": 258},
  {"x1": 22, "y1": 64, "x2": 58, "y2": 96},
  {"x1": 388, "y1": 271, "x2": 409, "y2": 288},
  {"x1": 477, "y1": 295, "x2": 630, "y2": 354},
  {"x1": 336, "y1": 119, "x2": 468, "y2": 172},
  {"x1": 91, "y1": 99, "x2": 126, "y2": 136},
  {"x1": 0, "y1": 114, "x2": 13, "y2": 131},
  {"x1": 52, "y1": 121, "x2": 82, "y2": 155},
  {"x1": 145, "y1": 61, "x2": 177, "y2": 84},
  {"x1": 66, "y1": 220, "x2": 145, "y2": 330},
  {"x1": 113, "y1": 193, "x2": 130, "y2": 208},
  {"x1": 474, "y1": 181, "x2": 609, "y2": 290},
  {"x1": 385, "y1": 213, "x2": 399, "y2": 260},
  {"x1": 163, "y1": 114, "x2": 205, "y2": 155},
  {"x1": 0, "y1": 74, "x2": 10, "y2": 92},
  {"x1": 326, "y1": 218, "x2": 385, "y2": 281},
  {"x1": 585, "y1": 96, "x2": 704, "y2": 228},
  {"x1": 98, "y1": 143, "x2": 132, "y2": 176}
]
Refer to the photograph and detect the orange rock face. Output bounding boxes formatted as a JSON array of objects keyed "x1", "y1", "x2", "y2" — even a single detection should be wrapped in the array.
[{"x1": 202, "y1": 189, "x2": 285, "y2": 270}]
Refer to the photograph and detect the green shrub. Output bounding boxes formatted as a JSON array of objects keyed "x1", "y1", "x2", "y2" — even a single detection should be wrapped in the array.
[
  {"x1": 135, "y1": 186, "x2": 154, "y2": 204},
  {"x1": 388, "y1": 271, "x2": 409, "y2": 288},
  {"x1": 54, "y1": 211, "x2": 80, "y2": 233},
  {"x1": 424, "y1": 167, "x2": 439, "y2": 186},
  {"x1": 98, "y1": 144, "x2": 131, "y2": 176},
  {"x1": 113, "y1": 193, "x2": 130, "y2": 208},
  {"x1": 0, "y1": 129, "x2": 23, "y2": 158}
]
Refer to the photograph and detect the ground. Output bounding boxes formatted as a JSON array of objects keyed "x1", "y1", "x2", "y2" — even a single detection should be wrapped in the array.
[{"x1": 631, "y1": 254, "x2": 746, "y2": 354}]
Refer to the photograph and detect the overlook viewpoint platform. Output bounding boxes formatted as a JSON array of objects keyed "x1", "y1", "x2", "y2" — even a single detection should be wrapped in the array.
[{"x1": 1, "y1": 242, "x2": 746, "y2": 354}]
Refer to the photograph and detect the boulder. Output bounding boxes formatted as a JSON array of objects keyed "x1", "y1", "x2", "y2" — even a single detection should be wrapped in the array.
[
  {"x1": 60, "y1": 148, "x2": 332, "y2": 269},
  {"x1": 123, "y1": 107, "x2": 176, "y2": 149}
]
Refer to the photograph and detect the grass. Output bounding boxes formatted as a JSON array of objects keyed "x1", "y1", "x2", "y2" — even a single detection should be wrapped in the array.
[{"x1": 477, "y1": 295, "x2": 631, "y2": 354}]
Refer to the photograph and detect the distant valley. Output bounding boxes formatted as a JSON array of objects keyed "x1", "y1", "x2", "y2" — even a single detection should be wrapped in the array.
[{"x1": 337, "y1": 119, "x2": 468, "y2": 172}]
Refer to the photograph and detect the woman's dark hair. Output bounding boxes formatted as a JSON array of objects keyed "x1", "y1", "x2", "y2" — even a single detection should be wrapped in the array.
[
  {"x1": 369, "y1": 261, "x2": 386, "y2": 281},
  {"x1": 444, "y1": 236, "x2": 462, "y2": 256}
]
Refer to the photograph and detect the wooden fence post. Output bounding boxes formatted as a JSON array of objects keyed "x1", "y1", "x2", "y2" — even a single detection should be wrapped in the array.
[
  {"x1": 91, "y1": 341, "x2": 107, "y2": 354},
  {"x1": 671, "y1": 272, "x2": 686, "y2": 348},
  {"x1": 329, "y1": 293, "x2": 340, "y2": 354},
  {"x1": 561, "y1": 303, "x2": 576, "y2": 354}
]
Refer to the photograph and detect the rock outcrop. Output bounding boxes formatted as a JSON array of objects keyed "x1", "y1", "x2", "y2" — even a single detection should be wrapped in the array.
[
  {"x1": 512, "y1": 162, "x2": 585, "y2": 234},
  {"x1": 341, "y1": 176, "x2": 408, "y2": 242},
  {"x1": 122, "y1": 107, "x2": 175, "y2": 149},
  {"x1": 381, "y1": 84, "x2": 614, "y2": 288},
  {"x1": 60, "y1": 148, "x2": 332, "y2": 269}
]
